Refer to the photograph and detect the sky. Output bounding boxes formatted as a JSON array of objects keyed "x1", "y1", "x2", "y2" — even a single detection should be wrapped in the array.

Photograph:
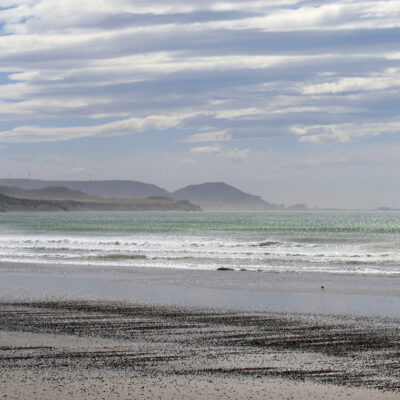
[{"x1": 0, "y1": 0, "x2": 400, "y2": 209}]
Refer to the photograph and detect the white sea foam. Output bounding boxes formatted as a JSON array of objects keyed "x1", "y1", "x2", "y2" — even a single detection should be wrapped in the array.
[{"x1": 1, "y1": 231, "x2": 400, "y2": 275}]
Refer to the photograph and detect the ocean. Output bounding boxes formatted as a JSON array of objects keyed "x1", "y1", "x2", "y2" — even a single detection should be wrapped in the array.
[{"x1": 1, "y1": 210, "x2": 400, "y2": 275}]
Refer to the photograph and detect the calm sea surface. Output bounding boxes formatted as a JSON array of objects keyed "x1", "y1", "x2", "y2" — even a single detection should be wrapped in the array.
[{"x1": 1, "y1": 211, "x2": 400, "y2": 275}]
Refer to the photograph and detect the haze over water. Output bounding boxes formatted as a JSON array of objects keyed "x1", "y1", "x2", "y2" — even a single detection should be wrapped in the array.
[{"x1": 1, "y1": 211, "x2": 400, "y2": 275}]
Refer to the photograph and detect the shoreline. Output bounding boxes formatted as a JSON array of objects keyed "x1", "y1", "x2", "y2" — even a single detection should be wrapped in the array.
[
  {"x1": 1, "y1": 300, "x2": 399, "y2": 399},
  {"x1": 1, "y1": 261, "x2": 400, "y2": 317},
  {"x1": 1, "y1": 262, "x2": 399, "y2": 397}
]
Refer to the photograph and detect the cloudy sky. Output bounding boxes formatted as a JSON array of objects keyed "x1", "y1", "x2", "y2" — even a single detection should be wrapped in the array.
[{"x1": 1, "y1": 0, "x2": 400, "y2": 208}]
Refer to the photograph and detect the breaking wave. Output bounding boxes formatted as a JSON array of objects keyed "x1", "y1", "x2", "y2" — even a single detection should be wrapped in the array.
[{"x1": 1, "y1": 211, "x2": 400, "y2": 275}]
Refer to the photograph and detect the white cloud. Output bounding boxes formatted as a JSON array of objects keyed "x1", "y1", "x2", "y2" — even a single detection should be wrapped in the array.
[
  {"x1": 0, "y1": 113, "x2": 191, "y2": 142},
  {"x1": 302, "y1": 71, "x2": 400, "y2": 95},
  {"x1": 183, "y1": 130, "x2": 231, "y2": 142},
  {"x1": 0, "y1": 82, "x2": 36, "y2": 99},
  {"x1": 1, "y1": 0, "x2": 400, "y2": 210},
  {"x1": 190, "y1": 144, "x2": 249, "y2": 162},
  {"x1": 220, "y1": 147, "x2": 249, "y2": 161},
  {"x1": 215, "y1": 107, "x2": 263, "y2": 119},
  {"x1": 292, "y1": 120, "x2": 400, "y2": 143},
  {"x1": 1, "y1": 0, "x2": 400, "y2": 148},
  {"x1": 2, "y1": 1, "x2": 400, "y2": 39},
  {"x1": 90, "y1": 54, "x2": 294, "y2": 77},
  {"x1": 190, "y1": 145, "x2": 221, "y2": 153},
  {"x1": 201, "y1": 1, "x2": 400, "y2": 32},
  {"x1": 385, "y1": 52, "x2": 400, "y2": 60}
]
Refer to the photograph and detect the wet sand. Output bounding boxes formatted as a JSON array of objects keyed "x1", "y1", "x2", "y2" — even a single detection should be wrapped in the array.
[
  {"x1": 1, "y1": 301, "x2": 399, "y2": 399},
  {"x1": 1, "y1": 262, "x2": 400, "y2": 317}
]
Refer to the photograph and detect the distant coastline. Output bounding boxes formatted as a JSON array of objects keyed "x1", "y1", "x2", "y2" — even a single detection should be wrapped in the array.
[
  {"x1": 0, "y1": 178, "x2": 289, "y2": 211},
  {"x1": 1, "y1": 178, "x2": 397, "y2": 212},
  {"x1": 0, "y1": 191, "x2": 200, "y2": 212}
]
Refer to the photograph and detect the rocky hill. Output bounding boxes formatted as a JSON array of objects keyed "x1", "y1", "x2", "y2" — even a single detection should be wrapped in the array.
[
  {"x1": 0, "y1": 179, "x2": 168, "y2": 199},
  {"x1": 0, "y1": 185, "x2": 101, "y2": 202},
  {"x1": 0, "y1": 192, "x2": 200, "y2": 212},
  {"x1": 0, "y1": 179, "x2": 289, "y2": 211},
  {"x1": 173, "y1": 182, "x2": 283, "y2": 211}
]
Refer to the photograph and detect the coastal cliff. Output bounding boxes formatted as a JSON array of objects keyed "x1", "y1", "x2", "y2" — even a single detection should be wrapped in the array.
[{"x1": 0, "y1": 192, "x2": 200, "y2": 212}]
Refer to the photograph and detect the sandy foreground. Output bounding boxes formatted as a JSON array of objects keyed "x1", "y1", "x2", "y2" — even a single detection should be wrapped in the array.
[{"x1": 0, "y1": 301, "x2": 399, "y2": 399}]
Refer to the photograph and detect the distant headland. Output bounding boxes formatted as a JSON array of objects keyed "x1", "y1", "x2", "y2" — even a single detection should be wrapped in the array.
[{"x1": 0, "y1": 178, "x2": 308, "y2": 212}]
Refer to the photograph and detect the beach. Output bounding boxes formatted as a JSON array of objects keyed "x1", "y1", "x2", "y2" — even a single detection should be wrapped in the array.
[
  {"x1": 1, "y1": 262, "x2": 400, "y2": 316},
  {"x1": 1, "y1": 262, "x2": 400, "y2": 399},
  {"x1": 1, "y1": 211, "x2": 400, "y2": 398},
  {"x1": 0, "y1": 299, "x2": 399, "y2": 399},
  {"x1": 3, "y1": 0, "x2": 400, "y2": 395}
]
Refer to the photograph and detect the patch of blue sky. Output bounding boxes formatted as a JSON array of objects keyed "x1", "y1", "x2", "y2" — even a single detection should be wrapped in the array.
[
  {"x1": 0, "y1": 5, "x2": 17, "y2": 34},
  {"x1": 0, "y1": 22, "x2": 7, "y2": 35},
  {"x1": 1, "y1": 127, "x2": 179, "y2": 157},
  {"x1": 1, "y1": 100, "x2": 24, "y2": 105},
  {"x1": 362, "y1": 130, "x2": 400, "y2": 145},
  {"x1": 0, "y1": 120, "x2": 19, "y2": 132},
  {"x1": 17, "y1": 16, "x2": 32, "y2": 24},
  {"x1": 0, "y1": 72, "x2": 13, "y2": 85},
  {"x1": 85, "y1": 127, "x2": 187, "y2": 154}
]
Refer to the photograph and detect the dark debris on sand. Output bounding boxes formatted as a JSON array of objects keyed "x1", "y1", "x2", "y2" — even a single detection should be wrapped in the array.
[{"x1": 0, "y1": 301, "x2": 399, "y2": 392}]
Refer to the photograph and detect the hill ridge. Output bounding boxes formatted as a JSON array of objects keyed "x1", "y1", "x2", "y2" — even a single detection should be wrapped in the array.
[
  {"x1": 173, "y1": 181, "x2": 283, "y2": 211},
  {"x1": 0, "y1": 191, "x2": 200, "y2": 212},
  {"x1": 0, "y1": 179, "x2": 168, "y2": 199},
  {"x1": 0, "y1": 179, "x2": 285, "y2": 211}
]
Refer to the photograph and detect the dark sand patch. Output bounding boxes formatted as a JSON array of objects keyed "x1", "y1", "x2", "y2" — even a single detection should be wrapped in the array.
[{"x1": 0, "y1": 300, "x2": 399, "y2": 399}]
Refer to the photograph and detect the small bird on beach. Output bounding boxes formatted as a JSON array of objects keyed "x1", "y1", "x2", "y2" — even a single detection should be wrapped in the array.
[{"x1": 321, "y1": 285, "x2": 325, "y2": 290}]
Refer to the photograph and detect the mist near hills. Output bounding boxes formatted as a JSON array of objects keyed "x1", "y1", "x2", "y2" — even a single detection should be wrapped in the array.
[
  {"x1": 0, "y1": 191, "x2": 200, "y2": 212},
  {"x1": 0, "y1": 179, "x2": 169, "y2": 199},
  {"x1": 0, "y1": 184, "x2": 200, "y2": 212},
  {"x1": 173, "y1": 182, "x2": 283, "y2": 211},
  {"x1": 0, "y1": 179, "x2": 289, "y2": 211},
  {"x1": 0, "y1": 185, "x2": 101, "y2": 202}
]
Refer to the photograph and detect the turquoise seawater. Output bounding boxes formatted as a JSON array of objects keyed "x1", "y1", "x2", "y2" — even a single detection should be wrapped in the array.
[{"x1": 0, "y1": 211, "x2": 400, "y2": 274}]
